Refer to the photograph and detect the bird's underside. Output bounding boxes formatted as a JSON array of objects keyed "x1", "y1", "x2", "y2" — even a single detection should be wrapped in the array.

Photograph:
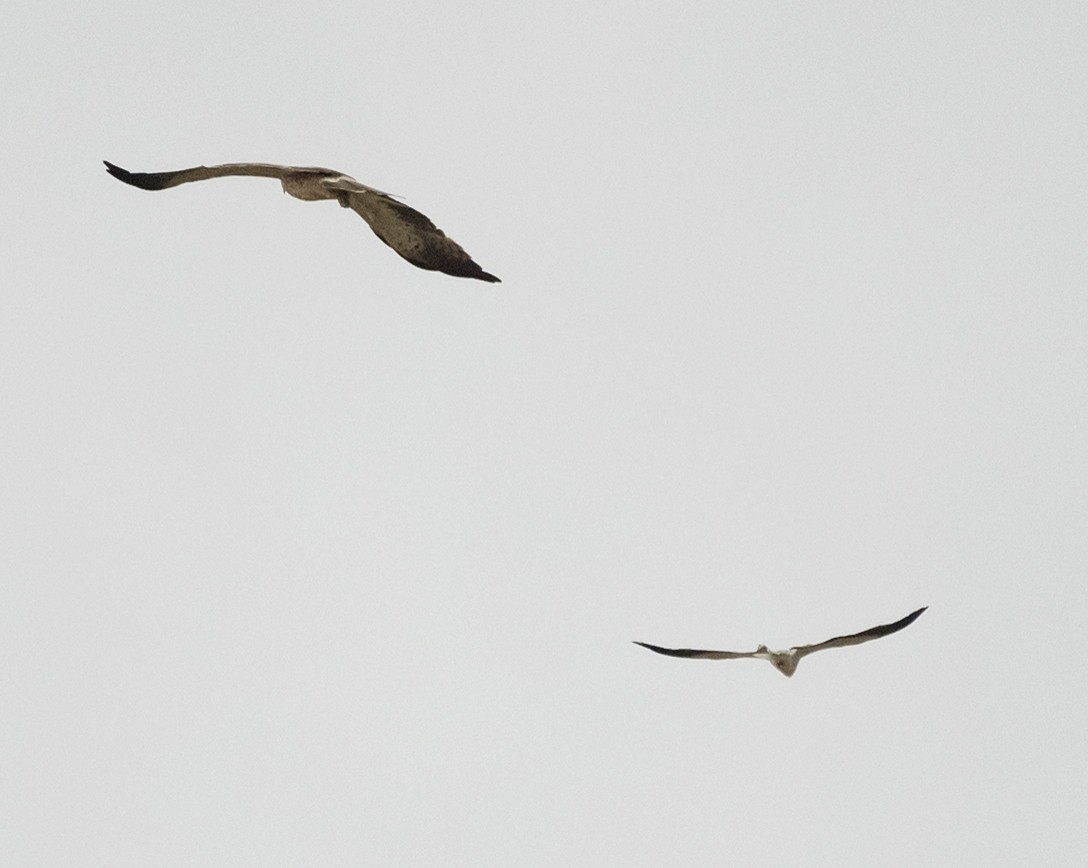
[
  {"x1": 103, "y1": 160, "x2": 500, "y2": 282},
  {"x1": 634, "y1": 606, "x2": 926, "y2": 677}
]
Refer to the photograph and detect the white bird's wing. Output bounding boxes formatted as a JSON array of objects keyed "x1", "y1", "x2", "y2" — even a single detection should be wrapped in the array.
[
  {"x1": 791, "y1": 606, "x2": 927, "y2": 661},
  {"x1": 632, "y1": 641, "x2": 762, "y2": 661}
]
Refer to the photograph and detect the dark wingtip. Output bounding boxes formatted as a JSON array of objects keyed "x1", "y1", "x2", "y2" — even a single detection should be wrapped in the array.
[
  {"x1": 103, "y1": 160, "x2": 169, "y2": 190},
  {"x1": 451, "y1": 264, "x2": 500, "y2": 283},
  {"x1": 103, "y1": 160, "x2": 130, "y2": 181},
  {"x1": 891, "y1": 606, "x2": 928, "y2": 631}
]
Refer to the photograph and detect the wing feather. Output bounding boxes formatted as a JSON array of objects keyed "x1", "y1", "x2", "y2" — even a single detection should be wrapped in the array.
[
  {"x1": 103, "y1": 161, "x2": 331, "y2": 190},
  {"x1": 341, "y1": 190, "x2": 500, "y2": 282},
  {"x1": 794, "y1": 606, "x2": 927, "y2": 658},
  {"x1": 633, "y1": 641, "x2": 758, "y2": 660}
]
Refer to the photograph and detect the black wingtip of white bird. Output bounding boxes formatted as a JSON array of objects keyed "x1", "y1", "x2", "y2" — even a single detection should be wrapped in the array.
[{"x1": 634, "y1": 606, "x2": 927, "y2": 677}]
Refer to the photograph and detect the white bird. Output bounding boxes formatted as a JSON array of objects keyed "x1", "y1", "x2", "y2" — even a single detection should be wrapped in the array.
[
  {"x1": 103, "y1": 161, "x2": 500, "y2": 282},
  {"x1": 634, "y1": 606, "x2": 926, "y2": 677}
]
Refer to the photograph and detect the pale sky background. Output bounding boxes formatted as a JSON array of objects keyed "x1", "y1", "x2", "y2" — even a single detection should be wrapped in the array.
[{"x1": 2, "y1": 2, "x2": 1087, "y2": 865}]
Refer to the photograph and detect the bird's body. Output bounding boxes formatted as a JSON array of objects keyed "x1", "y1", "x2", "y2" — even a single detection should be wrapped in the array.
[
  {"x1": 635, "y1": 606, "x2": 926, "y2": 677},
  {"x1": 103, "y1": 161, "x2": 500, "y2": 282}
]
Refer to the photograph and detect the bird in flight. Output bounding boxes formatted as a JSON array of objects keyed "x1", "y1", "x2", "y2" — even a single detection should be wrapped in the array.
[
  {"x1": 103, "y1": 161, "x2": 500, "y2": 283},
  {"x1": 634, "y1": 606, "x2": 926, "y2": 677}
]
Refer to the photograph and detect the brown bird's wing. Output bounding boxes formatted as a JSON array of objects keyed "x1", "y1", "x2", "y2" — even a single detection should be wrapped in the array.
[
  {"x1": 632, "y1": 641, "x2": 760, "y2": 661},
  {"x1": 793, "y1": 606, "x2": 927, "y2": 660},
  {"x1": 103, "y1": 161, "x2": 337, "y2": 190},
  {"x1": 339, "y1": 188, "x2": 500, "y2": 283}
]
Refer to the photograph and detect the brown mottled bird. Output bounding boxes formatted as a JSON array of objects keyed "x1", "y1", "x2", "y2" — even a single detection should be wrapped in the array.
[
  {"x1": 103, "y1": 161, "x2": 500, "y2": 282},
  {"x1": 635, "y1": 607, "x2": 926, "y2": 678}
]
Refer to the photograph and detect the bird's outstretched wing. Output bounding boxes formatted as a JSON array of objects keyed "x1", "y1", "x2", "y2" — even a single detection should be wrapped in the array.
[
  {"x1": 338, "y1": 188, "x2": 501, "y2": 282},
  {"x1": 792, "y1": 606, "x2": 927, "y2": 659},
  {"x1": 103, "y1": 161, "x2": 332, "y2": 190},
  {"x1": 632, "y1": 641, "x2": 760, "y2": 661}
]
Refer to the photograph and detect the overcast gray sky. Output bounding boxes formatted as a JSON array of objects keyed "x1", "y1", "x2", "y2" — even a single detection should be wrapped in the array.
[{"x1": 3, "y1": 1, "x2": 1087, "y2": 865}]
